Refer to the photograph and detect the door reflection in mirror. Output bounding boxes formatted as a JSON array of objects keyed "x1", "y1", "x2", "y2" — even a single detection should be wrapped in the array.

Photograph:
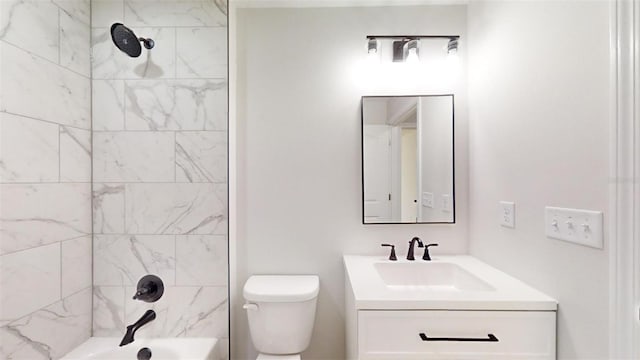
[{"x1": 362, "y1": 95, "x2": 454, "y2": 224}]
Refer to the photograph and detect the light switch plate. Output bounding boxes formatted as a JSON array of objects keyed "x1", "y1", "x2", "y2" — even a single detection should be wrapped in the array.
[
  {"x1": 499, "y1": 201, "x2": 515, "y2": 228},
  {"x1": 422, "y1": 192, "x2": 434, "y2": 208},
  {"x1": 442, "y1": 194, "x2": 451, "y2": 212},
  {"x1": 545, "y1": 206, "x2": 603, "y2": 249}
]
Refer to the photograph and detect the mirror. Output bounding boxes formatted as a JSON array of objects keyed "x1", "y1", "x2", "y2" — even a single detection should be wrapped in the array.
[{"x1": 362, "y1": 95, "x2": 454, "y2": 224}]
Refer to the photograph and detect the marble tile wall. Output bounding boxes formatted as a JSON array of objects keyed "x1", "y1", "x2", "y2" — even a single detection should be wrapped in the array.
[
  {"x1": 90, "y1": 0, "x2": 229, "y2": 358},
  {"x1": 0, "y1": 0, "x2": 93, "y2": 358}
]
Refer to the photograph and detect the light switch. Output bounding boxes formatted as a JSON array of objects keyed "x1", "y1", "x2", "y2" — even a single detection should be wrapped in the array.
[
  {"x1": 545, "y1": 207, "x2": 603, "y2": 249},
  {"x1": 442, "y1": 194, "x2": 451, "y2": 212},
  {"x1": 422, "y1": 192, "x2": 434, "y2": 208},
  {"x1": 499, "y1": 201, "x2": 515, "y2": 228}
]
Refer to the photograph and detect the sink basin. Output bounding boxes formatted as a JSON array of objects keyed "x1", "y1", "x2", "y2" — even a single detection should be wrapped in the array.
[
  {"x1": 374, "y1": 262, "x2": 494, "y2": 291},
  {"x1": 343, "y1": 255, "x2": 558, "y2": 311}
]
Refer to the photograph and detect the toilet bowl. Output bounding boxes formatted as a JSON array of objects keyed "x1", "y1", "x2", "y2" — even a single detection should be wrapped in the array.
[{"x1": 243, "y1": 275, "x2": 319, "y2": 359}]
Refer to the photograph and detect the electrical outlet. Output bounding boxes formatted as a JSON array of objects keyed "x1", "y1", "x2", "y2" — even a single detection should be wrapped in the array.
[
  {"x1": 499, "y1": 201, "x2": 515, "y2": 228},
  {"x1": 422, "y1": 192, "x2": 434, "y2": 208},
  {"x1": 545, "y1": 207, "x2": 603, "y2": 249}
]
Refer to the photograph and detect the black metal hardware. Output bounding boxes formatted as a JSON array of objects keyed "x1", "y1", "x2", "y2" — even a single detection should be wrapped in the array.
[
  {"x1": 419, "y1": 332, "x2": 499, "y2": 342},
  {"x1": 366, "y1": 35, "x2": 460, "y2": 40},
  {"x1": 406, "y1": 237, "x2": 424, "y2": 260},
  {"x1": 133, "y1": 275, "x2": 164, "y2": 303},
  {"x1": 422, "y1": 243, "x2": 439, "y2": 261},
  {"x1": 119, "y1": 310, "x2": 156, "y2": 347},
  {"x1": 137, "y1": 347, "x2": 152, "y2": 360},
  {"x1": 381, "y1": 244, "x2": 397, "y2": 261}
]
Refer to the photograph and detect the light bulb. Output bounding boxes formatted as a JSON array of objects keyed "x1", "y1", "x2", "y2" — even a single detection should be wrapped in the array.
[{"x1": 406, "y1": 47, "x2": 419, "y2": 64}]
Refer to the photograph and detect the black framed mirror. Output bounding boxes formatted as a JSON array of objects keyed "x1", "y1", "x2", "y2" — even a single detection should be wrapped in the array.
[{"x1": 362, "y1": 95, "x2": 455, "y2": 224}]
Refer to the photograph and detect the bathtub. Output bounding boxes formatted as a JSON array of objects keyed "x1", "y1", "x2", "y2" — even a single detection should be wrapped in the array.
[{"x1": 61, "y1": 337, "x2": 219, "y2": 360}]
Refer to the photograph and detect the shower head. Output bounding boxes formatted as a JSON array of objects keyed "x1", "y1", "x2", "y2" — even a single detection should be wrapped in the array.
[{"x1": 110, "y1": 23, "x2": 155, "y2": 58}]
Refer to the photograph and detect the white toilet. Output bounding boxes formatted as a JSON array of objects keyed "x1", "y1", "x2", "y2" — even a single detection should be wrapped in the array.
[{"x1": 243, "y1": 275, "x2": 320, "y2": 360}]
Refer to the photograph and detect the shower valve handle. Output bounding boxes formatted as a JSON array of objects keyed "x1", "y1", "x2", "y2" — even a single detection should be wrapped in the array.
[{"x1": 132, "y1": 275, "x2": 164, "y2": 303}]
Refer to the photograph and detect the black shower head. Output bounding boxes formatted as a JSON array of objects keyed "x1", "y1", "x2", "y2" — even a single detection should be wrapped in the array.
[{"x1": 110, "y1": 23, "x2": 155, "y2": 58}]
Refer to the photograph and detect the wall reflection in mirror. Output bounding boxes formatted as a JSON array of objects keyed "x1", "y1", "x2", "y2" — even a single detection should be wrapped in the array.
[{"x1": 362, "y1": 95, "x2": 454, "y2": 224}]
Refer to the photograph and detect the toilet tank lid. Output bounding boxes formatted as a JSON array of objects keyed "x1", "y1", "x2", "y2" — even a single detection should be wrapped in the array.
[{"x1": 244, "y1": 275, "x2": 319, "y2": 302}]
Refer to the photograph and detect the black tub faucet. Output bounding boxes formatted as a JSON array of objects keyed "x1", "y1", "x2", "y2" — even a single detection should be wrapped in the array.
[
  {"x1": 406, "y1": 237, "x2": 424, "y2": 260},
  {"x1": 119, "y1": 309, "x2": 156, "y2": 347},
  {"x1": 422, "y1": 243, "x2": 439, "y2": 261}
]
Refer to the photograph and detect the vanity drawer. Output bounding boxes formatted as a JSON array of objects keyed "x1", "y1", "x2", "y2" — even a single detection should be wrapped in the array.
[{"x1": 357, "y1": 310, "x2": 556, "y2": 360}]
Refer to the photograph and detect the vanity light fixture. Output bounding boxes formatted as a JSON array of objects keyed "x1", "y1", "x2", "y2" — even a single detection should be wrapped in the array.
[
  {"x1": 366, "y1": 35, "x2": 460, "y2": 63},
  {"x1": 447, "y1": 38, "x2": 459, "y2": 55},
  {"x1": 368, "y1": 38, "x2": 378, "y2": 54},
  {"x1": 405, "y1": 39, "x2": 420, "y2": 64}
]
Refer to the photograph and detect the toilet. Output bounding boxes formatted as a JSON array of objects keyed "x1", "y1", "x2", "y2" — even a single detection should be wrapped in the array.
[{"x1": 243, "y1": 275, "x2": 320, "y2": 360}]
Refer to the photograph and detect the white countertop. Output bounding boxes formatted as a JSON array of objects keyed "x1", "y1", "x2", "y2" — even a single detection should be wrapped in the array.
[{"x1": 344, "y1": 255, "x2": 557, "y2": 311}]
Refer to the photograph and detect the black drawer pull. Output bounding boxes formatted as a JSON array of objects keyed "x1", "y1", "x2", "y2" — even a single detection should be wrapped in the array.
[{"x1": 419, "y1": 332, "x2": 499, "y2": 342}]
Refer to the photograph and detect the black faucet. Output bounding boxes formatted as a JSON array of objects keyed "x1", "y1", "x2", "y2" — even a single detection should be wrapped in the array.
[
  {"x1": 381, "y1": 244, "x2": 397, "y2": 261},
  {"x1": 119, "y1": 309, "x2": 156, "y2": 347},
  {"x1": 422, "y1": 243, "x2": 439, "y2": 261},
  {"x1": 406, "y1": 237, "x2": 424, "y2": 260}
]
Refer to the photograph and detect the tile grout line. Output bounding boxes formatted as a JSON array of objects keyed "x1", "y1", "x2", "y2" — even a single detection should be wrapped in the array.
[
  {"x1": 0, "y1": 235, "x2": 92, "y2": 258},
  {"x1": 2, "y1": 286, "x2": 92, "y2": 328},
  {"x1": 0, "y1": 40, "x2": 91, "y2": 80},
  {"x1": 1, "y1": 111, "x2": 91, "y2": 132}
]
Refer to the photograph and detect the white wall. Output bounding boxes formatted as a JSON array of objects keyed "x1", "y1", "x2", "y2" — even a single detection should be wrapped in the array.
[
  {"x1": 235, "y1": 5, "x2": 468, "y2": 359},
  {"x1": 467, "y1": 1, "x2": 611, "y2": 359}
]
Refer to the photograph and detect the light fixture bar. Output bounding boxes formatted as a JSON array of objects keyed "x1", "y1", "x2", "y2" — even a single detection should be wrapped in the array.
[{"x1": 366, "y1": 35, "x2": 460, "y2": 40}]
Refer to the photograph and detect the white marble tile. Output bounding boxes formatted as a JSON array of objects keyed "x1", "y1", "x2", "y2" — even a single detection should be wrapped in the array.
[
  {"x1": 93, "y1": 183, "x2": 125, "y2": 234},
  {"x1": 0, "y1": 288, "x2": 91, "y2": 360},
  {"x1": 93, "y1": 132, "x2": 175, "y2": 182},
  {"x1": 125, "y1": 183, "x2": 227, "y2": 235},
  {"x1": 60, "y1": 9, "x2": 91, "y2": 77},
  {"x1": 0, "y1": 43, "x2": 91, "y2": 129},
  {"x1": 125, "y1": 1, "x2": 226, "y2": 27},
  {"x1": 176, "y1": 131, "x2": 227, "y2": 183},
  {"x1": 91, "y1": 0, "x2": 124, "y2": 28},
  {"x1": 0, "y1": 243, "x2": 61, "y2": 324},
  {"x1": 92, "y1": 27, "x2": 176, "y2": 80},
  {"x1": 93, "y1": 286, "x2": 125, "y2": 337},
  {"x1": 60, "y1": 126, "x2": 91, "y2": 182},
  {"x1": 0, "y1": 0, "x2": 60, "y2": 63},
  {"x1": 125, "y1": 286, "x2": 228, "y2": 338},
  {"x1": 125, "y1": 80, "x2": 227, "y2": 131},
  {"x1": 176, "y1": 27, "x2": 227, "y2": 78},
  {"x1": 61, "y1": 236, "x2": 92, "y2": 297},
  {"x1": 93, "y1": 234, "x2": 176, "y2": 286},
  {"x1": 92, "y1": 80, "x2": 125, "y2": 130},
  {"x1": 0, "y1": 113, "x2": 59, "y2": 183},
  {"x1": 176, "y1": 235, "x2": 227, "y2": 286},
  {"x1": 0, "y1": 183, "x2": 91, "y2": 254},
  {"x1": 54, "y1": 0, "x2": 91, "y2": 25}
]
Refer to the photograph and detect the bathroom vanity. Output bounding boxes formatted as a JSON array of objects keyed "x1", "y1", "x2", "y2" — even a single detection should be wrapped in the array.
[{"x1": 344, "y1": 255, "x2": 557, "y2": 359}]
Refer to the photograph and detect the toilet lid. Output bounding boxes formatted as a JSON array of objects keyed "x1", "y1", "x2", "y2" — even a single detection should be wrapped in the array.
[
  {"x1": 244, "y1": 275, "x2": 319, "y2": 302},
  {"x1": 257, "y1": 354, "x2": 301, "y2": 360}
]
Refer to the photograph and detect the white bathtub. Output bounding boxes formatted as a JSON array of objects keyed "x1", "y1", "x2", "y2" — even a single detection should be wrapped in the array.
[{"x1": 61, "y1": 337, "x2": 219, "y2": 360}]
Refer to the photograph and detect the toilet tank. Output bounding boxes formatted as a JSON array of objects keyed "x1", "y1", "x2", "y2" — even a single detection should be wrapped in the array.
[{"x1": 243, "y1": 275, "x2": 320, "y2": 355}]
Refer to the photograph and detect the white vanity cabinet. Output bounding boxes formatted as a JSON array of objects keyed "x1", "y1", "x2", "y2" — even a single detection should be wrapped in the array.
[
  {"x1": 351, "y1": 309, "x2": 556, "y2": 359},
  {"x1": 344, "y1": 256, "x2": 558, "y2": 360}
]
